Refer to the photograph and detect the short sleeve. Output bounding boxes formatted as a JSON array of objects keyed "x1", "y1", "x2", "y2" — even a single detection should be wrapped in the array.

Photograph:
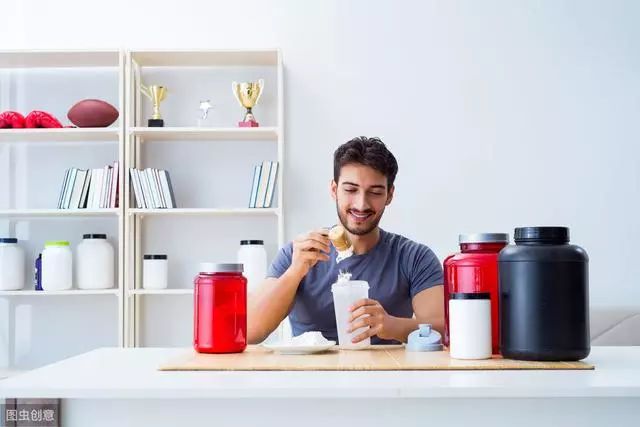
[
  {"x1": 402, "y1": 243, "x2": 443, "y2": 297},
  {"x1": 266, "y1": 242, "x2": 294, "y2": 279}
]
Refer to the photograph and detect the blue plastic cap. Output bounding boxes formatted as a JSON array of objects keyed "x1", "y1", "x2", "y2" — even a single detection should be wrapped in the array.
[{"x1": 406, "y1": 323, "x2": 443, "y2": 352}]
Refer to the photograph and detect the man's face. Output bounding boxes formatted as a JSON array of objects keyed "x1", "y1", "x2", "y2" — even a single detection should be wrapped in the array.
[{"x1": 330, "y1": 163, "x2": 394, "y2": 236}]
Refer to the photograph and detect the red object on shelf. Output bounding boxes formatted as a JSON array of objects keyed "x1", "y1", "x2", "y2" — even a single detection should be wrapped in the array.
[
  {"x1": 0, "y1": 111, "x2": 26, "y2": 128},
  {"x1": 443, "y1": 234, "x2": 509, "y2": 355},
  {"x1": 25, "y1": 110, "x2": 63, "y2": 128},
  {"x1": 194, "y1": 264, "x2": 247, "y2": 354},
  {"x1": 238, "y1": 120, "x2": 259, "y2": 127}
]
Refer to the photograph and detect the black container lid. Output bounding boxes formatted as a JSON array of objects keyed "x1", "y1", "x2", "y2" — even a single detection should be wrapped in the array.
[
  {"x1": 514, "y1": 227, "x2": 569, "y2": 244},
  {"x1": 240, "y1": 240, "x2": 264, "y2": 245},
  {"x1": 83, "y1": 234, "x2": 107, "y2": 239},
  {"x1": 0, "y1": 238, "x2": 18, "y2": 244},
  {"x1": 450, "y1": 292, "x2": 491, "y2": 300},
  {"x1": 144, "y1": 254, "x2": 168, "y2": 260}
]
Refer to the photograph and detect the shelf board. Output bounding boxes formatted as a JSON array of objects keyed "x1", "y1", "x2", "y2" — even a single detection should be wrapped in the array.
[
  {"x1": 0, "y1": 289, "x2": 119, "y2": 296},
  {"x1": 0, "y1": 209, "x2": 119, "y2": 218},
  {"x1": 128, "y1": 208, "x2": 279, "y2": 216},
  {"x1": 130, "y1": 127, "x2": 277, "y2": 141},
  {"x1": 130, "y1": 49, "x2": 278, "y2": 67},
  {"x1": 129, "y1": 289, "x2": 193, "y2": 295},
  {"x1": 0, "y1": 49, "x2": 120, "y2": 68},
  {"x1": 0, "y1": 128, "x2": 119, "y2": 143}
]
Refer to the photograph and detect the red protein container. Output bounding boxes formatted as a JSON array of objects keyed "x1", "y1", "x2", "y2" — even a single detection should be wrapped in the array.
[
  {"x1": 194, "y1": 263, "x2": 247, "y2": 353},
  {"x1": 443, "y1": 233, "x2": 509, "y2": 354}
]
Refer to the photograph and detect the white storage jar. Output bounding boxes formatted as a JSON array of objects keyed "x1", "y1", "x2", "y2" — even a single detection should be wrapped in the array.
[
  {"x1": 42, "y1": 241, "x2": 73, "y2": 291},
  {"x1": 0, "y1": 238, "x2": 25, "y2": 291},
  {"x1": 76, "y1": 234, "x2": 115, "y2": 290}
]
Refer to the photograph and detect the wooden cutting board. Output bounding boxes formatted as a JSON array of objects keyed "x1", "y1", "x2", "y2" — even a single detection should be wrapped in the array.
[{"x1": 158, "y1": 345, "x2": 594, "y2": 371}]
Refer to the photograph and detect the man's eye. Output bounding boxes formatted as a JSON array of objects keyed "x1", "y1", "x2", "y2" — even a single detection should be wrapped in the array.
[
  {"x1": 370, "y1": 192, "x2": 383, "y2": 196},
  {"x1": 344, "y1": 189, "x2": 357, "y2": 193}
]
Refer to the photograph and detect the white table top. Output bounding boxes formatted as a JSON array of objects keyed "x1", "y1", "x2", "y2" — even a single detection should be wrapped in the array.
[{"x1": 1, "y1": 346, "x2": 639, "y2": 399}]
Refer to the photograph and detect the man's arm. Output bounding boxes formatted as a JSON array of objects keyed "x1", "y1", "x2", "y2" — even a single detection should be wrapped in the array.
[
  {"x1": 247, "y1": 271, "x2": 302, "y2": 344},
  {"x1": 347, "y1": 285, "x2": 444, "y2": 343},
  {"x1": 247, "y1": 229, "x2": 331, "y2": 344}
]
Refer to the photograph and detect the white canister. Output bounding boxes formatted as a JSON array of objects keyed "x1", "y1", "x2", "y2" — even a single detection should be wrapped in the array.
[
  {"x1": 449, "y1": 292, "x2": 492, "y2": 360},
  {"x1": 42, "y1": 241, "x2": 73, "y2": 291},
  {"x1": 237, "y1": 240, "x2": 267, "y2": 293},
  {"x1": 0, "y1": 238, "x2": 25, "y2": 291},
  {"x1": 76, "y1": 234, "x2": 115, "y2": 289},
  {"x1": 143, "y1": 254, "x2": 168, "y2": 289}
]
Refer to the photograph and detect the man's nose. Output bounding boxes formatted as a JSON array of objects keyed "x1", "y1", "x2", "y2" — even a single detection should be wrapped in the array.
[{"x1": 352, "y1": 192, "x2": 369, "y2": 210}]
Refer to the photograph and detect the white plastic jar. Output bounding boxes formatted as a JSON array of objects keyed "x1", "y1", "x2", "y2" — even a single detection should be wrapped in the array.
[
  {"x1": 449, "y1": 292, "x2": 492, "y2": 360},
  {"x1": 237, "y1": 240, "x2": 267, "y2": 293},
  {"x1": 42, "y1": 241, "x2": 73, "y2": 291},
  {"x1": 76, "y1": 234, "x2": 114, "y2": 290},
  {"x1": 143, "y1": 254, "x2": 168, "y2": 289},
  {"x1": 0, "y1": 238, "x2": 25, "y2": 291}
]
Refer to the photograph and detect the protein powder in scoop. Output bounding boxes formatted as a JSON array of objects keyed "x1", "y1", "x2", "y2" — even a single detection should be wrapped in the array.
[{"x1": 329, "y1": 225, "x2": 354, "y2": 263}]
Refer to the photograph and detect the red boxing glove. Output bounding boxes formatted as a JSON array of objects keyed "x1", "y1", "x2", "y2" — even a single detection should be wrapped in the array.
[
  {"x1": 25, "y1": 110, "x2": 63, "y2": 128},
  {"x1": 0, "y1": 111, "x2": 26, "y2": 128}
]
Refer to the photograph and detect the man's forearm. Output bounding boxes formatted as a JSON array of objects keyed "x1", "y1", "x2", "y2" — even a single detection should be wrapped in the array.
[
  {"x1": 386, "y1": 316, "x2": 421, "y2": 343},
  {"x1": 247, "y1": 268, "x2": 304, "y2": 344}
]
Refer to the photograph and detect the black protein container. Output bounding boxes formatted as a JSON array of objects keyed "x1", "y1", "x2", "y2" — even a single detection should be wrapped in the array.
[{"x1": 499, "y1": 227, "x2": 590, "y2": 361}]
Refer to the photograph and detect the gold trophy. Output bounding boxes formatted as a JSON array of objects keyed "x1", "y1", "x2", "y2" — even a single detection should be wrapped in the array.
[
  {"x1": 140, "y1": 84, "x2": 167, "y2": 127},
  {"x1": 232, "y1": 79, "x2": 264, "y2": 127}
]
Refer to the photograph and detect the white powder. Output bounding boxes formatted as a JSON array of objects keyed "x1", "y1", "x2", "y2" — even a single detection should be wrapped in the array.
[
  {"x1": 288, "y1": 331, "x2": 332, "y2": 346},
  {"x1": 335, "y1": 247, "x2": 354, "y2": 263}
]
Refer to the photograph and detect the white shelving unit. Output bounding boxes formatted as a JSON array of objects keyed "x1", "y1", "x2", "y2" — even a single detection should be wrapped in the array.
[
  {"x1": 0, "y1": 49, "x2": 126, "y2": 370},
  {"x1": 124, "y1": 49, "x2": 284, "y2": 347},
  {"x1": 0, "y1": 48, "x2": 286, "y2": 367}
]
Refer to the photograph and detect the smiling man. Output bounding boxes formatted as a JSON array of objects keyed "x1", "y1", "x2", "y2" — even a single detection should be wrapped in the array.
[{"x1": 248, "y1": 136, "x2": 444, "y2": 345}]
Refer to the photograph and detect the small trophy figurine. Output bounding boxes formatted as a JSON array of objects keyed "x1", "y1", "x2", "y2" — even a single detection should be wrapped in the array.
[
  {"x1": 232, "y1": 79, "x2": 264, "y2": 127},
  {"x1": 140, "y1": 84, "x2": 167, "y2": 127},
  {"x1": 197, "y1": 100, "x2": 213, "y2": 127}
]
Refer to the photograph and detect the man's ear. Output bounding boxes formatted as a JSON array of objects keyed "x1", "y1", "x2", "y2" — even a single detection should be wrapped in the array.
[
  {"x1": 386, "y1": 185, "x2": 395, "y2": 206},
  {"x1": 330, "y1": 180, "x2": 338, "y2": 201}
]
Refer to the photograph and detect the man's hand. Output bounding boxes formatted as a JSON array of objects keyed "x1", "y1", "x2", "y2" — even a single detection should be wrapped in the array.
[
  {"x1": 288, "y1": 229, "x2": 331, "y2": 278},
  {"x1": 347, "y1": 298, "x2": 394, "y2": 343}
]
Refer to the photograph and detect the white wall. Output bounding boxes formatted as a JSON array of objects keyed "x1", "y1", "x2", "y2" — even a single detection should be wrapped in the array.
[{"x1": 1, "y1": 0, "x2": 638, "y2": 311}]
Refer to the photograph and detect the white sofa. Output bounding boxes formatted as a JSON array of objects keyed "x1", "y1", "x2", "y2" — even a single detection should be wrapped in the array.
[{"x1": 590, "y1": 307, "x2": 640, "y2": 346}]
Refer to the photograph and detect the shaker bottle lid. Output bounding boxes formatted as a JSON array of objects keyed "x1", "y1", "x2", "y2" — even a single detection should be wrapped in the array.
[
  {"x1": 0, "y1": 238, "x2": 18, "y2": 244},
  {"x1": 144, "y1": 254, "x2": 168, "y2": 260},
  {"x1": 83, "y1": 234, "x2": 107, "y2": 239},
  {"x1": 205, "y1": 263, "x2": 244, "y2": 273},
  {"x1": 450, "y1": 292, "x2": 491, "y2": 300},
  {"x1": 406, "y1": 324, "x2": 443, "y2": 352},
  {"x1": 240, "y1": 240, "x2": 264, "y2": 245},
  {"x1": 45, "y1": 241, "x2": 70, "y2": 247},
  {"x1": 514, "y1": 226, "x2": 569, "y2": 244},
  {"x1": 459, "y1": 233, "x2": 509, "y2": 244}
]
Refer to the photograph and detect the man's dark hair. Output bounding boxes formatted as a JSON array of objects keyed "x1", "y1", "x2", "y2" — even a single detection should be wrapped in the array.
[{"x1": 333, "y1": 136, "x2": 399, "y2": 188}]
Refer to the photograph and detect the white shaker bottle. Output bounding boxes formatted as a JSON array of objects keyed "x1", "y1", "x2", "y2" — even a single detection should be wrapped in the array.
[
  {"x1": 449, "y1": 292, "x2": 492, "y2": 360},
  {"x1": 42, "y1": 241, "x2": 73, "y2": 291},
  {"x1": 237, "y1": 240, "x2": 267, "y2": 293},
  {"x1": 76, "y1": 234, "x2": 115, "y2": 289},
  {"x1": 0, "y1": 238, "x2": 25, "y2": 291},
  {"x1": 331, "y1": 278, "x2": 370, "y2": 349}
]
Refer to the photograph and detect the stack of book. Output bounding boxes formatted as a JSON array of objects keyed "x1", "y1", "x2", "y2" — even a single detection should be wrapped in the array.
[
  {"x1": 129, "y1": 168, "x2": 177, "y2": 209},
  {"x1": 249, "y1": 161, "x2": 279, "y2": 208},
  {"x1": 57, "y1": 162, "x2": 119, "y2": 209}
]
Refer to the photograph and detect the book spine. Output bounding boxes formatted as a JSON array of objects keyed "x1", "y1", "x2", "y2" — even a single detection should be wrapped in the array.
[
  {"x1": 109, "y1": 161, "x2": 119, "y2": 208},
  {"x1": 255, "y1": 161, "x2": 271, "y2": 208},
  {"x1": 163, "y1": 171, "x2": 177, "y2": 208},
  {"x1": 265, "y1": 161, "x2": 279, "y2": 208},
  {"x1": 57, "y1": 169, "x2": 70, "y2": 209}
]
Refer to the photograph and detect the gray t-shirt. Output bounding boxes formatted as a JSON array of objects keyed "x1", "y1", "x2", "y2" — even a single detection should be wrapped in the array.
[{"x1": 267, "y1": 228, "x2": 443, "y2": 344}]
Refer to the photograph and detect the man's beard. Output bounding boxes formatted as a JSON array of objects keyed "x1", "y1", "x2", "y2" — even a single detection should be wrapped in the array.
[{"x1": 336, "y1": 203, "x2": 384, "y2": 236}]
